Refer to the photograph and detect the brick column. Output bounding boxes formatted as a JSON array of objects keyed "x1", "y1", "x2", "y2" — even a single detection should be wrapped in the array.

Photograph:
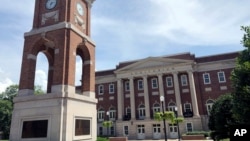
[
  {"x1": 129, "y1": 77, "x2": 136, "y2": 119},
  {"x1": 117, "y1": 79, "x2": 124, "y2": 120},
  {"x1": 143, "y1": 76, "x2": 150, "y2": 119},
  {"x1": 188, "y1": 71, "x2": 200, "y2": 117},
  {"x1": 173, "y1": 72, "x2": 183, "y2": 116}
]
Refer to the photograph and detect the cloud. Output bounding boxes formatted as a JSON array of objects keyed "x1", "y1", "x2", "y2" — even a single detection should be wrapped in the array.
[
  {"x1": 147, "y1": 0, "x2": 250, "y2": 45},
  {"x1": 0, "y1": 68, "x2": 14, "y2": 93},
  {"x1": 35, "y1": 70, "x2": 48, "y2": 92}
]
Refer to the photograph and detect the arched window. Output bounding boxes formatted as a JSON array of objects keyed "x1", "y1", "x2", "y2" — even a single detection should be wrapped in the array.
[
  {"x1": 138, "y1": 104, "x2": 145, "y2": 119},
  {"x1": 168, "y1": 102, "x2": 176, "y2": 112},
  {"x1": 98, "y1": 108, "x2": 105, "y2": 121},
  {"x1": 206, "y1": 99, "x2": 214, "y2": 115},
  {"x1": 109, "y1": 107, "x2": 116, "y2": 120},
  {"x1": 153, "y1": 103, "x2": 160, "y2": 114},
  {"x1": 35, "y1": 52, "x2": 48, "y2": 94},
  {"x1": 75, "y1": 55, "x2": 82, "y2": 94}
]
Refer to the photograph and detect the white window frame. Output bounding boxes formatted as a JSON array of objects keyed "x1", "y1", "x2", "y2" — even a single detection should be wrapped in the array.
[
  {"x1": 168, "y1": 102, "x2": 176, "y2": 112},
  {"x1": 184, "y1": 103, "x2": 192, "y2": 112},
  {"x1": 151, "y1": 78, "x2": 158, "y2": 89},
  {"x1": 166, "y1": 76, "x2": 173, "y2": 87},
  {"x1": 203, "y1": 73, "x2": 211, "y2": 84},
  {"x1": 186, "y1": 122, "x2": 193, "y2": 132},
  {"x1": 218, "y1": 71, "x2": 226, "y2": 83},
  {"x1": 98, "y1": 109, "x2": 105, "y2": 121},
  {"x1": 98, "y1": 85, "x2": 104, "y2": 95},
  {"x1": 109, "y1": 107, "x2": 116, "y2": 120},
  {"x1": 153, "y1": 103, "x2": 161, "y2": 114},
  {"x1": 137, "y1": 125, "x2": 145, "y2": 133},
  {"x1": 138, "y1": 79, "x2": 143, "y2": 90},
  {"x1": 138, "y1": 104, "x2": 146, "y2": 119},
  {"x1": 181, "y1": 74, "x2": 188, "y2": 86},
  {"x1": 153, "y1": 124, "x2": 161, "y2": 133},
  {"x1": 125, "y1": 81, "x2": 130, "y2": 91},
  {"x1": 123, "y1": 125, "x2": 129, "y2": 136},
  {"x1": 126, "y1": 107, "x2": 131, "y2": 116},
  {"x1": 109, "y1": 83, "x2": 115, "y2": 94}
]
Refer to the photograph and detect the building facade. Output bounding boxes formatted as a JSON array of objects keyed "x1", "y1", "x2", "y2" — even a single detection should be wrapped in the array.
[{"x1": 95, "y1": 52, "x2": 238, "y2": 140}]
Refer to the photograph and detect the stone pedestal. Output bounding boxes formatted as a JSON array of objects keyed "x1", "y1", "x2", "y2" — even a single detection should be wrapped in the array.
[{"x1": 10, "y1": 91, "x2": 97, "y2": 141}]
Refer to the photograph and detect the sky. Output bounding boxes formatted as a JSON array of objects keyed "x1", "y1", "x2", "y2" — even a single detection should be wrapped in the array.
[{"x1": 0, "y1": 0, "x2": 250, "y2": 93}]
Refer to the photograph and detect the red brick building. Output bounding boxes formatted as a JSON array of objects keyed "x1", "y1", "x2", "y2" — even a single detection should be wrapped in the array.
[{"x1": 95, "y1": 51, "x2": 238, "y2": 139}]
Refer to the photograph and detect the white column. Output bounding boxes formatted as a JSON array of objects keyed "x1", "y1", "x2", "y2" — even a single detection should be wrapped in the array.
[
  {"x1": 157, "y1": 74, "x2": 165, "y2": 97},
  {"x1": 158, "y1": 74, "x2": 165, "y2": 111},
  {"x1": 173, "y1": 72, "x2": 183, "y2": 116},
  {"x1": 129, "y1": 77, "x2": 136, "y2": 119},
  {"x1": 188, "y1": 71, "x2": 200, "y2": 117},
  {"x1": 117, "y1": 79, "x2": 123, "y2": 120},
  {"x1": 143, "y1": 76, "x2": 150, "y2": 119}
]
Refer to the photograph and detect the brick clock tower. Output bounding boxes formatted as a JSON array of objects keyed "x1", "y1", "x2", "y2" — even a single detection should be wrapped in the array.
[{"x1": 10, "y1": 0, "x2": 97, "y2": 140}]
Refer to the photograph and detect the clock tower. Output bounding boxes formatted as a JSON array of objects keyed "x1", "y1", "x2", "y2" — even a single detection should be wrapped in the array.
[{"x1": 10, "y1": 0, "x2": 97, "y2": 140}]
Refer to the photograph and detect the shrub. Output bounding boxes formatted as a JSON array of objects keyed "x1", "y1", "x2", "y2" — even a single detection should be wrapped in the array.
[
  {"x1": 185, "y1": 131, "x2": 211, "y2": 137},
  {"x1": 96, "y1": 137, "x2": 109, "y2": 141}
]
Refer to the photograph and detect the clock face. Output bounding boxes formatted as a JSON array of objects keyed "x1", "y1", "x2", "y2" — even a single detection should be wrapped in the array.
[
  {"x1": 76, "y1": 3, "x2": 84, "y2": 16},
  {"x1": 46, "y1": 0, "x2": 57, "y2": 10}
]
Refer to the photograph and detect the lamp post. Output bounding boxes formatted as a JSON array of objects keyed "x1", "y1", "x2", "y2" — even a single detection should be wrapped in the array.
[
  {"x1": 174, "y1": 107, "x2": 180, "y2": 141},
  {"x1": 106, "y1": 111, "x2": 109, "y2": 136},
  {"x1": 160, "y1": 96, "x2": 167, "y2": 141}
]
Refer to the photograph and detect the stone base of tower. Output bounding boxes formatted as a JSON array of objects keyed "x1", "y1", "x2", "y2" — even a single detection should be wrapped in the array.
[{"x1": 10, "y1": 88, "x2": 97, "y2": 141}]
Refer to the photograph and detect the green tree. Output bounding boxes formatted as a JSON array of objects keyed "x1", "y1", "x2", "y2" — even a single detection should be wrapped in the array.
[
  {"x1": 0, "y1": 84, "x2": 45, "y2": 139},
  {"x1": 102, "y1": 121, "x2": 113, "y2": 136},
  {"x1": 0, "y1": 100, "x2": 13, "y2": 139},
  {"x1": 154, "y1": 111, "x2": 184, "y2": 124},
  {"x1": 231, "y1": 26, "x2": 250, "y2": 124},
  {"x1": 1, "y1": 84, "x2": 18, "y2": 102},
  {"x1": 208, "y1": 94, "x2": 235, "y2": 140}
]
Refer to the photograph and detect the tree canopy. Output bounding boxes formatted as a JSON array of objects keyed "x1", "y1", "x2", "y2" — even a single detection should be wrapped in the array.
[
  {"x1": 231, "y1": 26, "x2": 250, "y2": 124},
  {"x1": 208, "y1": 94, "x2": 234, "y2": 131}
]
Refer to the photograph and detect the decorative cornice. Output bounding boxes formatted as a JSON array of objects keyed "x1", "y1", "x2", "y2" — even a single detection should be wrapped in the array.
[
  {"x1": 24, "y1": 22, "x2": 95, "y2": 46},
  {"x1": 84, "y1": 0, "x2": 95, "y2": 7}
]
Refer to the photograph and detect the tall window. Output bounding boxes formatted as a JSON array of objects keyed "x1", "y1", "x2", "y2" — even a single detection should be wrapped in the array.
[
  {"x1": 126, "y1": 107, "x2": 131, "y2": 116},
  {"x1": 110, "y1": 127, "x2": 115, "y2": 135},
  {"x1": 166, "y1": 76, "x2": 173, "y2": 87},
  {"x1": 218, "y1": 71, "x2": 226, "y2": 83},
  {"x1": 138, "y1": 79, "x2": 143, "y2": 90},
  {"x1": 181, "y1": 74, "x2": 188, "y2": 86},
  {"x1": 109, "y1": 83, "x2": 115, "y2": 94},
  {"x1": 124, "y1": 125, "x2": 129, "y2": 136},
  {"x1": 168, "y1": 102, "x2": 176, "y2": 112},
  {"x1": 138, "y1": 104, "x2": 145, "y2": 119},
  {"x1": 203, "y1": 73, "x2": 211, "y2": 84},
  {"x1": 109, "y1": 107, "x2": 116, "y2": 120},
  {"x1": 184, "y1": 103, "x2": 192, "y2": 112},
  {"x1": 99, "y1": 127, "x2": 103, "y2": 136},
  {"x1": 206, "y1": 99, "x2": 214, "y2": 115},
  {"x1": 125, "y1": 81, "x2": 130, "y2": 91},
  {"x1": 98, "y1": 85, "x2": 104, "y2": 95},
  {"x1": 151, "y1": 78, "x2": 158, "y2": 89},
  {"x1": 186, "y1": 122, "x2": 193, "y2": 132},
  {"x1": 98, "y1": 108, "x2": 105, "y2": 121}
]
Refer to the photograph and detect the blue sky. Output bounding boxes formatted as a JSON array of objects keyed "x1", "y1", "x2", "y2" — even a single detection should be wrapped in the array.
[{"x1": 0, "y1": 0, "x2": 249, "y2": 92}]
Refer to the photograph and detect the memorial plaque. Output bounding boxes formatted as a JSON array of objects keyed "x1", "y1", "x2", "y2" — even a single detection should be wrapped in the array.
[
  {"x1": 75, "y1": 119, "x2": 90, "y2": 136},
  {"x1": 21, "y1": 120, "x2": 48, "y2": 138}
]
